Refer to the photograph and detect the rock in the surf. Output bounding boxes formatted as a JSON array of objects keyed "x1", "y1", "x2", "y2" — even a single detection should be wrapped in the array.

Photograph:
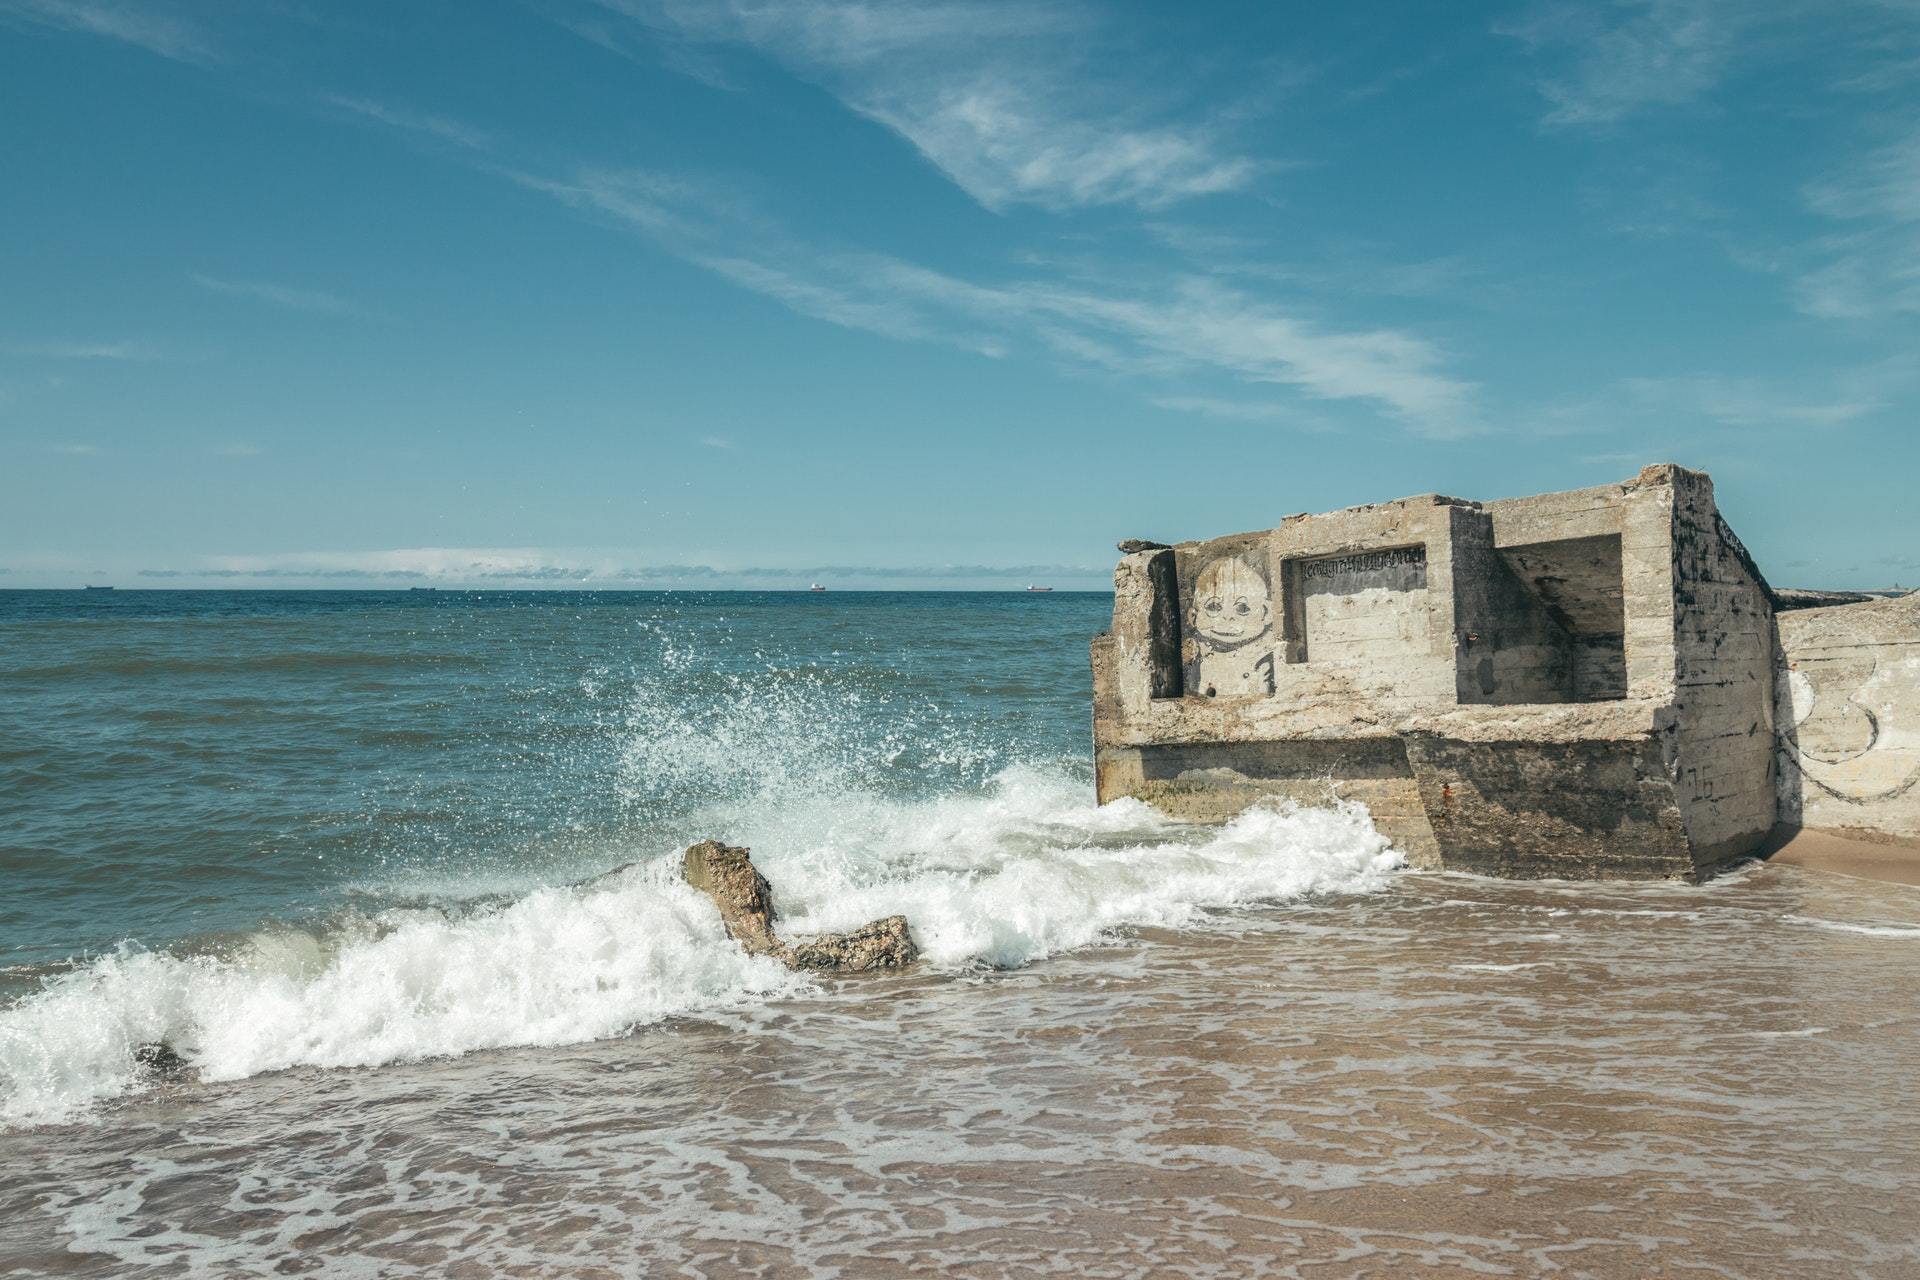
[
  {"x1": 133, "y1": 1042, "x2": 188, "y2": 1075},
  {"x1": 786, "y1": 914, "x2": 915, "y2": 972},
  {"x1": 682, "y1": 840, "x2": 786, "y2": 958},
  {"x1": 682, "y1": 840, "x2": 917, "y2": 972}
]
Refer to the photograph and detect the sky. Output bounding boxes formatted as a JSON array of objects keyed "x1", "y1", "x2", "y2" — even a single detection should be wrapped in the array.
[{"x1": 1, "y1": 0, "x2": 1917, "y2": 590}]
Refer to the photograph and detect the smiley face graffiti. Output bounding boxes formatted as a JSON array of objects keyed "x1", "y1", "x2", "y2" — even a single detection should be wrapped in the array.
[
  {"x1": 1191, "y1": 555, "x2": 1271, "y2": 651},
  {"x1": 1186, "y1": 555, "x2": 1277, "y2": 698}
]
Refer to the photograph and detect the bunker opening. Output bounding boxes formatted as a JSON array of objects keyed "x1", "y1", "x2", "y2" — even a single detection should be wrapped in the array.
[{"x1": 1490, "y1": 533, "x2": 1627, "y2": 703}]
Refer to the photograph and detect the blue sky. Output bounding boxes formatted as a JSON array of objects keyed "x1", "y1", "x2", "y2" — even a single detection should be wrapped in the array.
[{"x1": 1, "y1": 0, "x2": 1916, "y2": 589}]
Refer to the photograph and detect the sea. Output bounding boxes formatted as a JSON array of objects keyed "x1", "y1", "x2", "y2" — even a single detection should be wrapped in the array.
[{"x1": 2, "y1": 589, "x2": 1918, "y2": 1277}]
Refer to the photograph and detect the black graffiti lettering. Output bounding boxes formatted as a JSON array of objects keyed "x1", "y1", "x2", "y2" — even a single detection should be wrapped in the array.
[{"x1": 1300, "y1": 547, "x2": 1426, "y2": 579}]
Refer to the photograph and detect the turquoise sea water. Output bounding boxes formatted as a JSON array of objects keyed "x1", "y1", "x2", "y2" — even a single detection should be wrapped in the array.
[
  {"x1": 1, "y1": 589, "x2": 1101, "y2": 973},
  {"x1": 7, "y1": 588, "x2": 1407, "y2": 1132}
]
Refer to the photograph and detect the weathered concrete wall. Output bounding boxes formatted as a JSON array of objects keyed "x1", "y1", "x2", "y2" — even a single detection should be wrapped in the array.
[
  {"x1": 1092, "y1": 464, "x2": 1831, "y2": 881},
  {"x1": 1775, "y1": 592, "x2": 1920, "y2": 840},
  {"x1": 1404, "y1": 734, "x2": 1693, "y2": 879},
  {"x1": 1663, "y1": 471, "x2": 1778, "y2": 869}
]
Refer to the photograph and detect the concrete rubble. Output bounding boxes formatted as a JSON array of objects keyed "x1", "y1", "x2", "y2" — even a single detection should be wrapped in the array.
[
  {"x1": 1092, "y1": 464, "x2": 1919, "y2": 880},
  {"x1": 682, "y1": 840, "x2": 917, "y2": 971}
]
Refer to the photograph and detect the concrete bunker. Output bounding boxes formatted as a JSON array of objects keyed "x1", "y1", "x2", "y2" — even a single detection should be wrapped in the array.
[{"x1": 1094, "y1": 464, "x2": 1919, "y2": 880}]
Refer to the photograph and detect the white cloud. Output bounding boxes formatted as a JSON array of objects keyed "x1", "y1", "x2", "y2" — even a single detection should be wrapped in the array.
[
  {"x1": 1619, "y1": 375, "x2": 1882, "y2": 428},
  {"x1": 851, "y1": 75, "x2": 1258, "y2": 212},
  {"x1": 72, "y1": 547, "x2": 1107, "y2": 588},
  {"x1": 1151, "y1": 396, "x2": 1338, "y2": 430},
  {"x1": 1805, "y1": 128, "x2": 1920, "y2": 224},
  {"x1": 1496, "y1": 0, "x2": 1747, "y2": 126},
  {"x1": 192, "y1": 274, "x2": 357, "y2": 315},
  {"x1": 1797, "y1": 128, "x2": 1920, "y2": 319},
  {"x1": 211, "y1": 441, "x2": 264, "y2": 457},
  {"x1": 0, "y1": 0, "x2": 215, "y2": 62},
  {"x1": 523, "y1": 163, "x2": 1475, "y2": 432},
  {"x1": 584, "y1": 0, "x2": 1258, "y2": 211},
  {"x1": 2, "y1": 340, "x2": 156, "y2": 360},
  {"x1": 1795, "y1": 235, "x2": 1920, "y2": 320},
  {"x1": 699, "y1": 435, "x2": 736, "y2": 450},
  {"x1": 48, "y1": 441, "x2": 103, "y2": 455},
  {"x1": 323, "y1": 94, "x2": 493, "y2": 151},
  {"x1": 1499, "y1": 1, "x2": 1920, "y2": 127},
  {"x1": 1546, "y1": 370, "x2": 1893, "y2": 434}
]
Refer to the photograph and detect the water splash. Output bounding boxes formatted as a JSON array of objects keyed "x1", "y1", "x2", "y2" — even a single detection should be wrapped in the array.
[
  {"x1": 1, "y1": 604, "x2": 1404, "y2": 1128},
  {"x1": 0, "y1": 776, "x2": 1399, "y2": 1128}
]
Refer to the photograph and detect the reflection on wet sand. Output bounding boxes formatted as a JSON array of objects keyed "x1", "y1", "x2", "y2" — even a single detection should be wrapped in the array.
[{"x1": 3, "y1": 863, "x2": 1919, "y2": 1278}]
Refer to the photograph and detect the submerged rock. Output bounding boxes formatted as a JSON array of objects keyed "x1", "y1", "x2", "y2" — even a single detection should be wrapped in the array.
[
  {"x1": 681, "y1": 840, "x2": 917, "y2": 973},
  {"x1": 133, "y1": 1042, "x2": 188, "y2": 1075}
]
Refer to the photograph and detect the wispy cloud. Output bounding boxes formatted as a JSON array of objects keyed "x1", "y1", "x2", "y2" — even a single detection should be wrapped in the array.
[
  {"x1": 192, "y1": 274, "x2": 358, "y2": 315},
  {"x1": 581, "y1": 0, "x2": 1258, "y2": 212},
  {"x1": 210, "y1": 441, "x2": 264, "y2": 457},
  {"x1": 1496, "y1": 0, "x2": 1747, "y2": 126},
  {"x1": 1806, "y1": 128, "x2": 1920, "y2": 225},
  {"x1": 520, "y1": 165, "x2": 1475, "y2": 432},
  {"x1": 1151, "y1": 396, "x2": 1338, "y2": 430},
  {"x1": 0, "y1": 0, "x2": 216, "y2": 63},
  {"x1": 551, "y1": 9, "x2": 742, "y2": 89},
  {"x1": 1797, "y1": 127, "x2": 1920, "y2": 319},
  {"x1": 1546, "y1": 369, "x2": 1893, "y2": 433},
  {"x1": 114, "y1": 547, "x2": 1105, "y2": 587},
  {"x1": 47, "y1": 441, "x2": 103, "y2": 455},
  {"x1": 2, "y1": 340, "x2": 157, "y2": 360},
  {"x1": 1499, "y1": 1, "x2": 1920, "y2": 127},
  {"x1": 1188, "y1": 243, "x2": 1493, "y2": 303},
  {"x1": 1619, "y1": 375, "x2": 1883, "y2": 428},
  {"x1": 699, "y1": 435, "x2": 737, "y2": 450},
  {"x1": 322, "y1": 94, "x2": 493, "y2": 151}
]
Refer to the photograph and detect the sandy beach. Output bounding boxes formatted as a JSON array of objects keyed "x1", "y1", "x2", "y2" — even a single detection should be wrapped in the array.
[
  {"x1": 5, "y1": 856, "x2": 1918, "y2": 1277},
  {"x1": 1762, "y1": 828, "x2": 1920, "y2": 888}
]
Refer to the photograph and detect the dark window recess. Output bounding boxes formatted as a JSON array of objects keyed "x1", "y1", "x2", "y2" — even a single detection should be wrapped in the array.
[
  {"x1": 1146, "y1": 549, "x2": 1183, "y2": 699},
  {"x1": 1463, "y1": 533, "x2": 1627, "y2": 705}
]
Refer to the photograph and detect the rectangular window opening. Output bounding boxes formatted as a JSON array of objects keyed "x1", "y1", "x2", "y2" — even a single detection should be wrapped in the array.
[
  {"x1": 1281, "y1": 545, "x2": 1429, "y2": 665},
  {"x1": 1475, "y1": 533, "x2": 1627, "y2": 704}
]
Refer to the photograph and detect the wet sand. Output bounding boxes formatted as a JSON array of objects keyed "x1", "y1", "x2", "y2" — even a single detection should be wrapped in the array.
[
  {"x1": 1763, "y1": 826, "x2": 1920, "y2": 887},
  {"x1": 4, "y1": 862, "x2": 1919, "y2": 1278}
]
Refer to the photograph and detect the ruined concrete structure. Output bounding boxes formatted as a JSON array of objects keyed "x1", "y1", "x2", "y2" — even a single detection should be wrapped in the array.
[{"x1": 1092, "y1": 465, "x2": 1920, "y2": 880}]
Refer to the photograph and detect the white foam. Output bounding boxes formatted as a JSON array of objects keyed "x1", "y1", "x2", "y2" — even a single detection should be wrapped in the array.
[
  {"x1": 1782, "y1": 914, "x2": 1920, "y2": 939},
  {"x1": 0, "y1": 770, "x2": 1400, "y2": 1129},
  {"x1": 0, "y1": 864, "x2": 802, "y2": 1128}
]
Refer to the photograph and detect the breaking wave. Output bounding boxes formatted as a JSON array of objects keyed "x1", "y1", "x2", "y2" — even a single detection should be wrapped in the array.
[
  {"x1": 0, "y1": 615, "x2": 1407, "y2": 1128},
  {"x1": 0, "y1": 772, "x2": 1399, "y2": 1129}
]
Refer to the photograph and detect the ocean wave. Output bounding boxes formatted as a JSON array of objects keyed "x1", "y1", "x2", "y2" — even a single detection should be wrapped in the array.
[{"x1": 0, "y1": 770, "x2": 1399, "y2": 1129}]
